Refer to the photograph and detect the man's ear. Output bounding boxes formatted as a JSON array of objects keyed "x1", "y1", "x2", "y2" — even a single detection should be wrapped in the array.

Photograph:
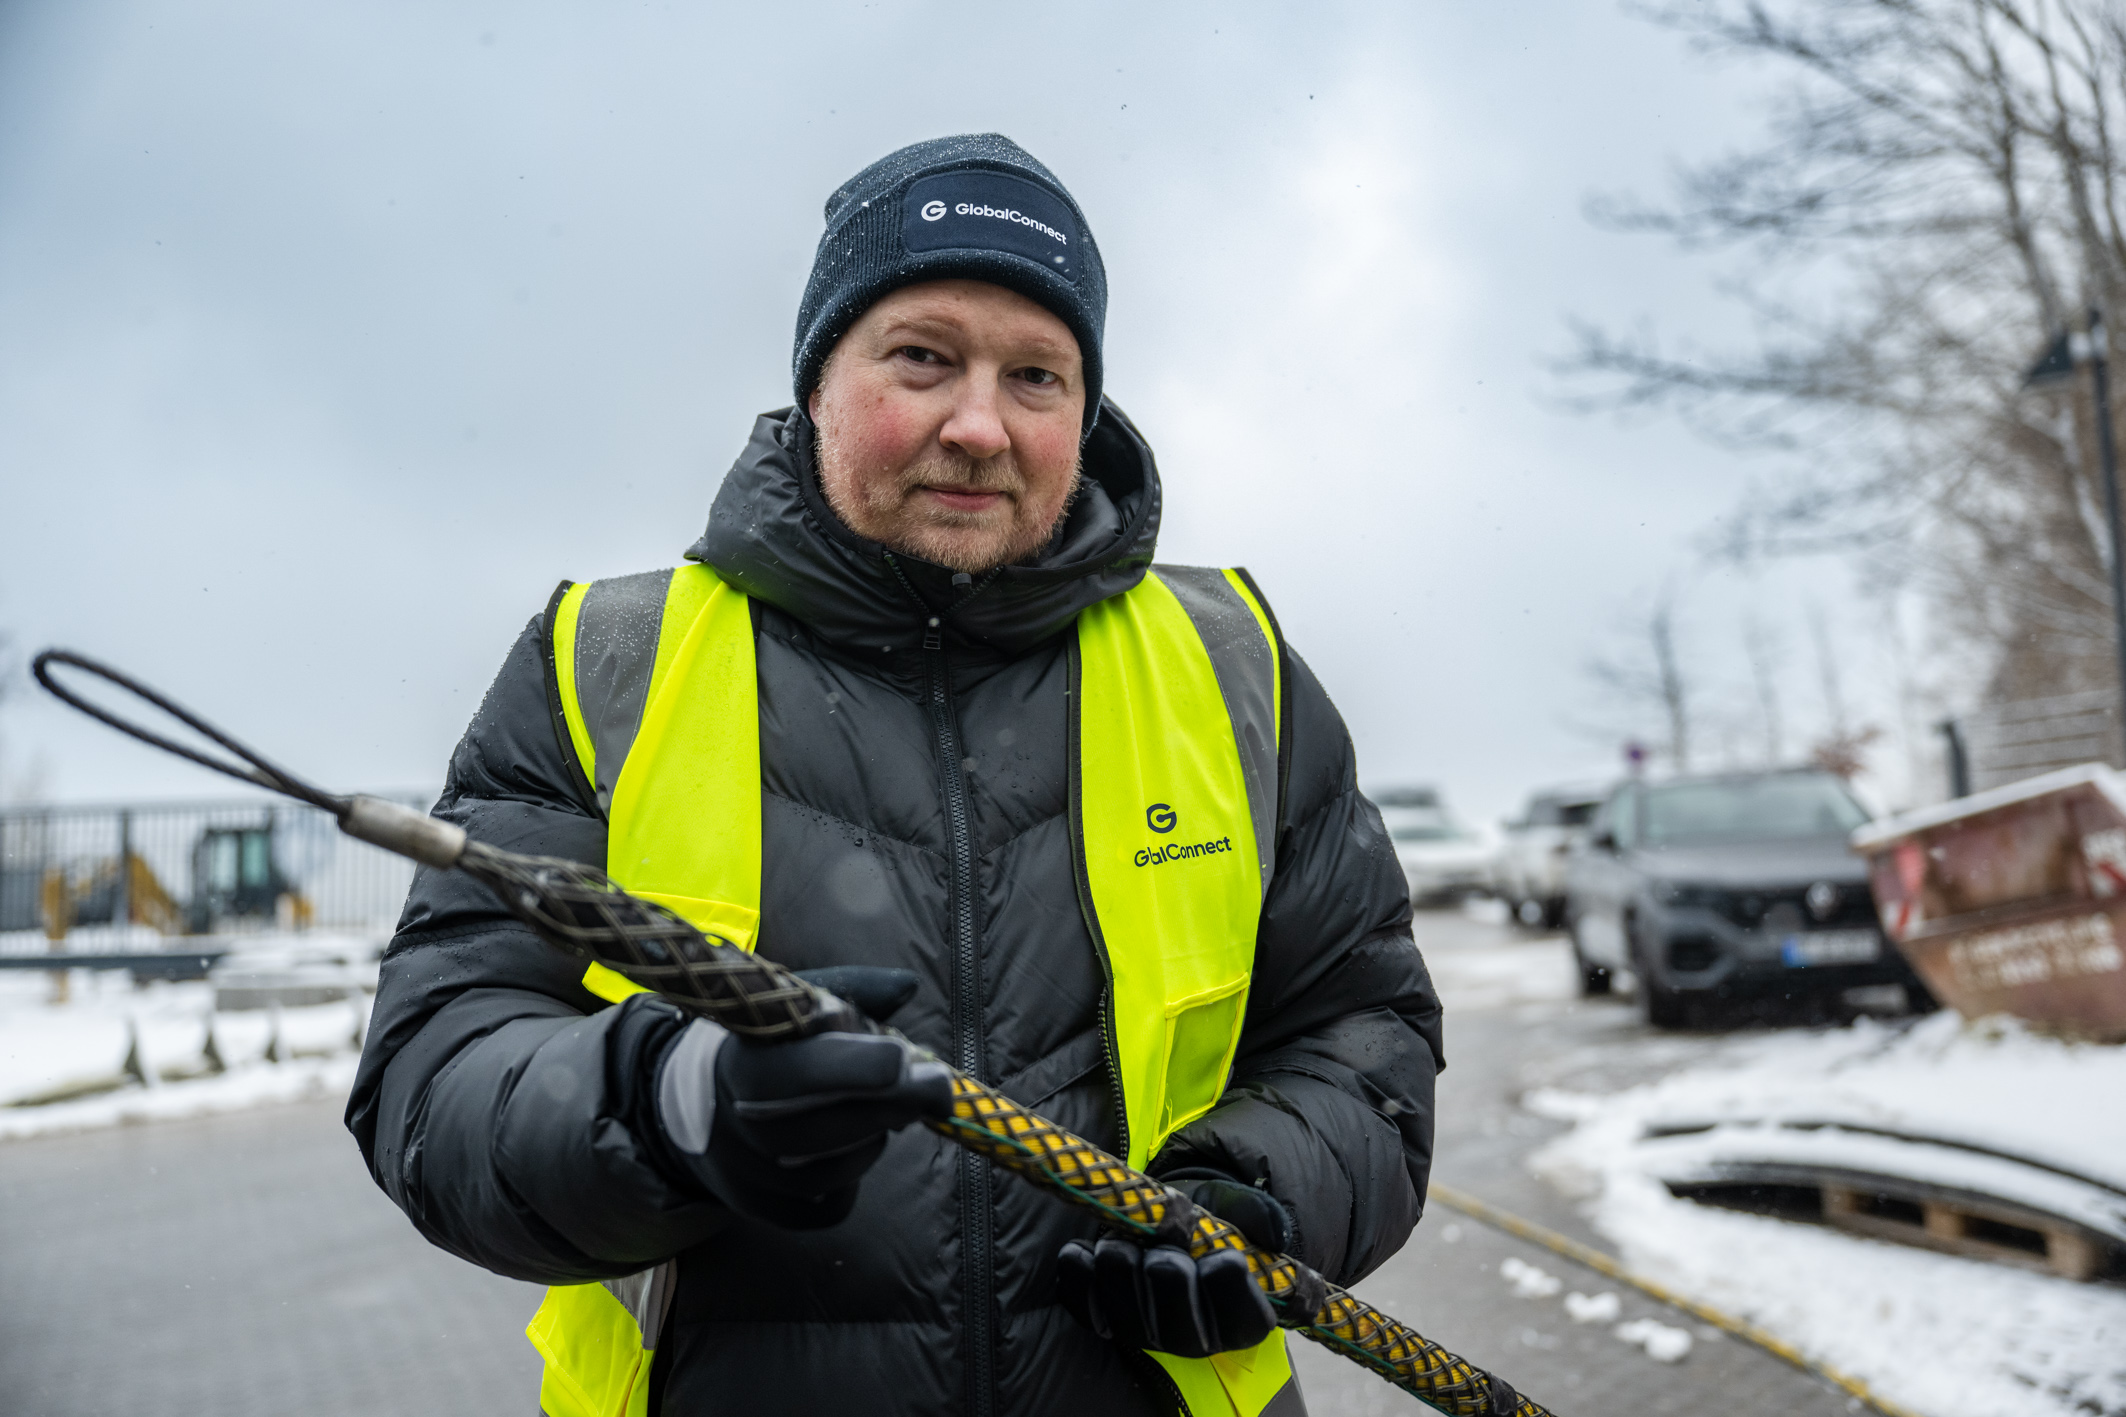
[{"x1": 806, "y1": 344, "x2": 839, "y2": 424}]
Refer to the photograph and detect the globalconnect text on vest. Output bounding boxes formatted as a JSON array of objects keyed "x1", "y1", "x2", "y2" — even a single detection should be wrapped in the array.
[{"x1": 1134, "y1": 836, "x2": 1235, "y2": 868}]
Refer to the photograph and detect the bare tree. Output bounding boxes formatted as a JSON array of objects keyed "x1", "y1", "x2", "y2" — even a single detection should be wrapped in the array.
[
  {"x1": 1588, "y1": 592, "x2": 1696, "y2": 771},
  {"x1": 1808, "y1": 602, "x2": 1850, "y2": 741},
  {"x1": 1805, "y1": 599, "x2": 1884, "y2": 775},
  {"x1": 1743, "y1": 611, "x2": 1789, "y2": 764},
  {"x1": 1653, "y1": 602, "x2": 1692, "y2": 771},
  {"x1": 1569, "y1": 0, "x2": 2126, "y2": 712}
]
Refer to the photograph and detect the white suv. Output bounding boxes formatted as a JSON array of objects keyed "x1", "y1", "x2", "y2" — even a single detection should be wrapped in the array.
[
  {"x1": 1374, "y1": 787, "x2": 1496, "y2": 907},
  {"x1": 1495, "y1": 786, "x2": 1608, "y2": 928}
]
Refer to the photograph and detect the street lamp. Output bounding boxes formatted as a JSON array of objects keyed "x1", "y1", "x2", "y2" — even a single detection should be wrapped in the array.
[{"x1": 2024, "y1": 307, "x2": 2126, "y2": 761}]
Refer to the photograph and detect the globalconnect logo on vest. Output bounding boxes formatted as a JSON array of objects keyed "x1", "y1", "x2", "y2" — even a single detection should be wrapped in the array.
[{"x1": 1134, "y1": 804, "x2": 1236, "y2": 869}]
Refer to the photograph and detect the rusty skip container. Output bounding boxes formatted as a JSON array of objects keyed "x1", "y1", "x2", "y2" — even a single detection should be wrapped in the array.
[{"x1": 1852, "y1": 763, "x2": 2126, "y2": 1041}]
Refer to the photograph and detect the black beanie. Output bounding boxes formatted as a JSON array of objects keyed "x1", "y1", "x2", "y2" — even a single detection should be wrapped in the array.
[{"x1": 792, "y1": 134, "x2": 1108, "y2": 435}]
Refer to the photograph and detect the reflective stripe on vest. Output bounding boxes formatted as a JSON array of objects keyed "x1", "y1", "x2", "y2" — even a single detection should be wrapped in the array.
[
  {"x1": 552, "y1": 567, "x2": 763, "y2": 951},
  {"x1": 529, "y1": 562, "x2": 1296, "y2": 1417}
]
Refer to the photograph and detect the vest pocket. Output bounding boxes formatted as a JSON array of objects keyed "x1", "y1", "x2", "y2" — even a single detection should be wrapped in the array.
[
  {"x1": 1158, "y1": 974, "x2": 1250, "y2": 1141},
  {"x1": 630, "y1": 890, "x2": 760, "y2": 953}
]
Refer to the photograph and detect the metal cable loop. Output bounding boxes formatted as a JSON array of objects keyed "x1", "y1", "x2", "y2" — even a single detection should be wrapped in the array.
[{"x1": 30, "y1": 650, "x2": 345, "y2": 813}]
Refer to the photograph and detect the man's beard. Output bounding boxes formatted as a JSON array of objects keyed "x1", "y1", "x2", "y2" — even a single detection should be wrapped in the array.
[{"x1": 816, "y1": 428, "x2": 1082, "y2": 574}]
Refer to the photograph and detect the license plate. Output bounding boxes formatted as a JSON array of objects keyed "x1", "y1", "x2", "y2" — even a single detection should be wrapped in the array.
[{"x1": 1781, "y1": 930, "x2": 1880, "y2": 966}]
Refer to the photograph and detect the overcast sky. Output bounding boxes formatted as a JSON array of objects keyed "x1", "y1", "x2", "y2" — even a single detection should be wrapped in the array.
[{"x1": 0, "y1": 0, "x2": 1920, "y2": 825}]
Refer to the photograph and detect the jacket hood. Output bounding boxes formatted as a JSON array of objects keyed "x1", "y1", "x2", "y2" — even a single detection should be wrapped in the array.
[{"x1": 685, "y1": 399, "x2": 1161, "y2": 656}]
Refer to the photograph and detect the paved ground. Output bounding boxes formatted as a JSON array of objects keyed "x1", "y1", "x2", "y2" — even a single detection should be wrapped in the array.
[
  {"x1": 0, "y1": 1101, "x2": 543, "y2": 1416},
  {"x1": 0, "y1": 907, "x2": 1862, "y2": 1416}
]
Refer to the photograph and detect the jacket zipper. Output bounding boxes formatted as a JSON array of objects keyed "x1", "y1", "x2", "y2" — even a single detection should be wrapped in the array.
[
  {"x1": 1062, "y1": 636, "x2": 1133, "y2": 1174},
  {"x1": 1097, "y1": 992, "x2": 1129, "y2": 1168},
  {"x1": 925, "y1": 622, "x2": 993, "y2": 1417}
]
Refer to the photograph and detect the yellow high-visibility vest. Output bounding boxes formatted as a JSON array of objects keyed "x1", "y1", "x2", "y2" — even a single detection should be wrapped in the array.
[{"x1": 525, "y1": 562, "x2": 1295, "y2": 1417}]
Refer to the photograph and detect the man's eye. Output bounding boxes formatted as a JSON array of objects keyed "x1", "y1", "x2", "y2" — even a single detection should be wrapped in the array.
[
  {"x1": 898, "y1": 346, "x2": 944, "y2": 364},
  {"x1": 1018, "y1": 367, "x2": 1058, "y2": 386}
]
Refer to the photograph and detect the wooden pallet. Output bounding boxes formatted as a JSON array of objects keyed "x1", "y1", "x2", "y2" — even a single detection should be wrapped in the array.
[
  {"x1": 1662, "y1": 1159, "x2": 2120, "y2": 1282},
  {"x1": 1819, "y1": 1182, "x2": 2102, "y2": 1280}
]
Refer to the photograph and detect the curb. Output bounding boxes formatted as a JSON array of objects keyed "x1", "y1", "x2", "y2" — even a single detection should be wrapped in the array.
[{"x1": 1427, "y1": 1180, "x2": 1927, "y2": 1417}]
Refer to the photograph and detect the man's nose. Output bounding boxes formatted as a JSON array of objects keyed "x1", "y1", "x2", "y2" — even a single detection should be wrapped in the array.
[{"x1": 937, "y1": 371, "x2": 1011, "y2": 463}]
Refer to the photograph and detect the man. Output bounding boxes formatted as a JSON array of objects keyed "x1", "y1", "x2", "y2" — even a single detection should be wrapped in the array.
[{"x1": 348, "y1": 133, "x2": 1442, "y2": 1417}]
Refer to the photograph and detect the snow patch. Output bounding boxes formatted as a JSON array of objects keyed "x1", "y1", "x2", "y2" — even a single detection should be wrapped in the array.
[
  {"x1": 0, "y1": 933, "x2": 378, "y2": 1138},
  {"x1": 1521, "y1": 1086, "x2": 1608, "y2": 1123},
  {"x1": 1420, "y1": 938, "x2": 1579, "y2": 1011},
  {"x1": 0, "y1": 1054, "x2": 361, "y2": 1141},
  {"x1": 1641, "y1": 1122, "x2": 2126, "y2": 1240},
  {"x1": 1530, "y1": 1013, "x2": 2126, "y2": 1417},
  {"x1": 1614, "y1": 1316, "x2": 1692, "y2": 1363},
  {"x1": 1499, "y1": 1255, "x2": 1562, "y2": 1298},
  {"x1": 1563, "y1": 1290, "x2": 1622, "y2": 1324}
]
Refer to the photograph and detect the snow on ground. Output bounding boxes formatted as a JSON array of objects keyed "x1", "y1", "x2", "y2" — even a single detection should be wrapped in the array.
[
  {"x1": 0, "y1": 931, "x2": 379, "y2": 1141},
  {"x1": 1415, "y1": 899, "x2": 1579, "y2": 1011},
  {"x1": 0, "y1": 1052, "x2": 362, "y2": 1141},
  {"x1": 1528, "y1": 1013, "x2": 2126, "y2": 1417},
  {"x1": 1533, "y1": 1010, "x2": 2126, "y2": 1195},
  {"x1": 1613, "y1": 1316, "x2": 1692, "y2": 1363}
]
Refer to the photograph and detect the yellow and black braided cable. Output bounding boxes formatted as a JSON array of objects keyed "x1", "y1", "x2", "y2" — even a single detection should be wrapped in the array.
[{"x1": 935, "y1": 1074, "x2": 1549, "y2": 1417}]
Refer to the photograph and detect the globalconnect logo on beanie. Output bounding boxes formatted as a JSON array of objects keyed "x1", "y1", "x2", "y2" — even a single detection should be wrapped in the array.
[
  {"x1": 946, "y1": 201, "x2": 1068, "y2": 245},
  {"x1": 903, "y1": 170, "x2": 1081, "y2": 281}
]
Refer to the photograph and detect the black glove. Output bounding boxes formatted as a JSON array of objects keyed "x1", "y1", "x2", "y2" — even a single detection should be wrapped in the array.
[
  {"x1": 654, "y1": 980, "x2": 949, "y2": 1228},
  {"x1": 1167, "y1": 1173, "x2": 1327, "y2": 1320},
  {"x1": 1055, "y1": 1237, "x2": 1276, "y2": 1358},
  {"x1": 1057, "y1": 1169, "x2": 1318, "y2": 1356},
  {"x1": 790, "y1": 966, "x2": 921, "y2": 1023},
  {"x1": 1160, "y1": 1169, "x2": 1295, "y2": 1255}
]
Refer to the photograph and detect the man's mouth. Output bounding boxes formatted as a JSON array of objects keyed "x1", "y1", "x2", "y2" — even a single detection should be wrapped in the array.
[{"x1": 920, "y1": 486, "x2": 1008, "y2": 513}]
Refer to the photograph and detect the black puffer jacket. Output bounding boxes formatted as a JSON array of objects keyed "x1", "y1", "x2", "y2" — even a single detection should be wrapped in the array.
[{"x1": 347, "y1": 402, "x2": 1443, "y2": 1417}]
